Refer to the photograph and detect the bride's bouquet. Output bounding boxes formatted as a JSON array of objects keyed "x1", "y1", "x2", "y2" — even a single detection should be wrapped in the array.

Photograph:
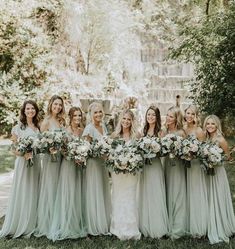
[
  {"x1": 15, "y1": 136, "x2": 35, "y2": 167},
  {"x1": 39, "y1": 129, "x2": 67, "y2": 162},
  {"x1": 89, "y1": 137, "x2": 112, "y2": 158},
  {"x1": 180, "y1": 135, "x2": 202, "y2": 168},
  {"x1": 198, "y1": 142, "x2": 225, "y2": 175},
  {"x1": 137, "y1": 136, "x2": 161, "y2": 165},
  {"x1": 66, "y1": 137, "x2": 91, "y2": 167},
  {"x1": 106, "y1": 140, "x2": 144, "y2": 175}
]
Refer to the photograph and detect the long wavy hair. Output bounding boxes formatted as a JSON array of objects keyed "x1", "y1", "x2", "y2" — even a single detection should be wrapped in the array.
[
  {"x1": 68, "y1": 106, "x2": 84, "y2": 128},
  {"x1": 143, "y1": 106, "x2": 161, "y2": 137},
  {"x1": 113, "y1": 109, "x2": 138, "y2": 139},
  {"x1": 46, "y1": 95, "x2": 66, "y2": 126},
  {"x1": 203, "y1": 114, "x2": 223, "y2": 140},
  {"x1": 19, "y1": 100, "x2": 40, "y2": 130},
  {"x1": 165, "y1": 106, "x2": 183, "y2": 130},
  {"x1": 86, "y1": 102, "x2": 104, "y2": 125},
  {"x1": 184, "y1": 104, "x2": 201, "y2": 127}
]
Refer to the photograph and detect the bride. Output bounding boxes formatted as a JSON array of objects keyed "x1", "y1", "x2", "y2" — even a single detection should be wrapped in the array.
[{"x1": 110, "y1": 109, "x2": 141, "y2": 240}]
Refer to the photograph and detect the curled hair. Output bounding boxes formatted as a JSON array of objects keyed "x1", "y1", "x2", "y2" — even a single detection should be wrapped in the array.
[
  {"x1": 184, "y1": 104, "x2": 201, "y2": 127},
  {"x1": 20, "y1": 100, "x2": 40, "y2": 130},
  {"x1": 113, "y1": 109, "x2": 138, "y2": 139},
  {"x1": 68, "y1": 106, "x2": 84, "y2": 128},
  {"x1": 203, "y1": 114, "x2": 223, "y2": 140},
  {"x1": 143, "y1": 106, "x2": 161, "y2": 137},
  {"x1": 86, "y1": 102, "x2": 104, "y2": 124},
  {"x1": 165, "y1": 106, "x2": 183, "y2": 130},
  {"x1": 47, "y1": 95, "x2": 66, "y2": 126}
]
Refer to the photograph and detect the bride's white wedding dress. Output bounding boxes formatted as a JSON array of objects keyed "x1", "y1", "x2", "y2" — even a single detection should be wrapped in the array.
[{"x1": 110, "y1": 172, "x2": 141, "y2": 240}]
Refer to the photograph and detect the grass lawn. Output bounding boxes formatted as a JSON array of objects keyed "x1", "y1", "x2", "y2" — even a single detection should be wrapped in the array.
[{"x1": 0, "y1": 141, "x2": 235, "y2": 249}]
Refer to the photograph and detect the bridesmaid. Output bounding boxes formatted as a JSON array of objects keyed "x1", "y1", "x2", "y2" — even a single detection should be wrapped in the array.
[
  {"x1": 138, "y1": 106, "x2": 169, "y2": 238},
  {"x1": 203, "y1": 115, "x2": 235, "y2": 244},
  {"x1": 48, "y1": 107, "x2": 86, "y2": 240},
  {"x1": 35, "y1": 95, "x2": 66, "y2": 237},
  {"x1": 82, "y1": 102, "x2": 111, "y2": 235},
  {"x1": 162, "y1": 106, "x2": 187, "y2": 239},
  {"x1": 0, "y1": 100, "x2": 40, "y2": 238},
  {"x1": 184, "y1": 105, "x2": 208, "y2": 238},
  {"x1": 110, "y1": 109, "x2": 141, "y2": 240}
]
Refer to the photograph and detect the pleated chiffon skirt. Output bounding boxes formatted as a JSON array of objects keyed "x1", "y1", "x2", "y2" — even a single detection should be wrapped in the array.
[
  {"x1": 139, "y1": 158, "x2": 169, "y2": 238},
  {"x1": 0, "y1": 155, "x2": 40, "y2": 238},
  {"x1": 165, "y1": 156, "x2": 187, "y2": 239},
  {"x1": 48, "y1": 159, "x2": 86, "y2": 240},
  {"x1": 83, "y1": 158, "x2": 111, "y2": 235},
  {"x1": 207, "y1": 166, "x2": 235, "y2": 244},
  {"x1": 34, "y1": 154, "x2": 61, "y2": 237},
  {"x1": 186, "y1": 159, "x2": 208, "y2": 237}
]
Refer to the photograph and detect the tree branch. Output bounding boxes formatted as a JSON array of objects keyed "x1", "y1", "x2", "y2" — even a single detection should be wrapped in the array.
[{"x1": 206, "y1": 0, "x2": 211, "y2": 16}]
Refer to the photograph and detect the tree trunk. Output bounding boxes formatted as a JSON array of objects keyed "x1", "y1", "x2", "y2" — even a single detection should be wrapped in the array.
[
  {"x1": 206, "y1": 0, "x2": 211, "y2": 16},
  {"x1": 77, "y1": 48, "x2": 86, "y2": 74}
]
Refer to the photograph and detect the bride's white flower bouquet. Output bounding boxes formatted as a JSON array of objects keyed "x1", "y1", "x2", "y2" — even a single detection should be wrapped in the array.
[
  {"x1": 137, "y1": 136, "x2": 161, "y2": 164},
  {"x1": 198, "y1": 142, "x2": 225, "y2": 175},
  {"x1": 66, "y1": 137, "x2": 90, "y2": 167},
  {"x1": 106, "y1": 140, "x2": 144, "y2": 175},
  {"x1": 15, "y1": 136, "x2": 35, "y2": 167}
]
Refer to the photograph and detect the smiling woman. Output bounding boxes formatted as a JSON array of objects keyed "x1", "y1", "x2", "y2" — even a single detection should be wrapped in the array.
[
  {"x1": 0, "y1": 100, "x2": 41, "y2": 238},
  {"x1": 82, "y1": 102, "x2": 111, "y2": 236}
]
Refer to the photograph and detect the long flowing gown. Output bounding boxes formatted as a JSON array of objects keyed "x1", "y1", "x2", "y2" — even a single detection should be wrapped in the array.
[
  {"x1": 0, "y1": 124, "x2": 40, "y2": 238},
  {"x1": 139, "y1": 157, "x2": 169, "y2": 238},
  {"x1": 110, "y1": 172, "x2": 141, "y2": 240},
  {"x1": 207, "y1": 163, "x2": 235, "y2": 244},
  {"x1": 34, "y1": 123, "x2": 62, "y2": 237},
  {"x1": 82, "y1": 123, "x2": 111, "y2": 235},
  {"x1": 186, "y1": 157, "x2": 208, "y2": 237},
  {"x1": 48, "y1": 133, "x2": 86, "y2": 241},
  {"x1": 165, "y1": 156, "x2": 187, "y2": 239}
]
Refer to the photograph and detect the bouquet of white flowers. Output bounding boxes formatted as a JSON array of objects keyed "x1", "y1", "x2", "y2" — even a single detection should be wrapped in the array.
[
  {"x1": 39, "y1": 129, "x2": 67, "y2": 162},
  {"x1": 199, "y1": 142, "x2": 225, "y2": 175},
  {"x1": 160, "y1": 134, "x2": 183, "y2": 158},
  {"x1": 137, "y1": 136, "x2": 161, "y2": 165},
  {"x1": 15, "y1": 136, "x2": 35, "y2": 167},
  {"x1": 106, "y1": 140, "x2": 144, "y2": 175},
  {"x1": 89, "y1": 137, "x2": 112, "y2": 158},
  {"x1": 66, "y1": 137, "x2": 91, "y2": 167},
  {"x1": 181, "y1": 135, "x2": 202, "y2": 168}
]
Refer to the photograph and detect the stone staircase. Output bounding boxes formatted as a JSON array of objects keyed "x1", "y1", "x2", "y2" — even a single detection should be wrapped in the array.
[{"x1": 140, "y1": 40, "x2": 193, "y2": 115}]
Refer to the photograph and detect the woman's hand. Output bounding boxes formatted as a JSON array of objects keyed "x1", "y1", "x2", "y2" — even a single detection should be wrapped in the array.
[
  {"x1": 24, "y1": 152, "x2": 33, "y2": 160},
  {"x1": 49, "y1": 147, "x2": 58, "y2": 155}
]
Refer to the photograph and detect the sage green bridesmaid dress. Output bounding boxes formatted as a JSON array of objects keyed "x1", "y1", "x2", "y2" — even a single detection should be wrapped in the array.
[
  {"x1": 35, "y1": 123, "x2": 62, "y2": 237},
  {"x1": 82, "y1": 123, "x2": 111, "y2": 235},
  {"x1": 165, "y1": 156, "x2": 187, "y2": 239},
  {"x1": 0, "y1": 124, "x2": 40, "y2": 238},
  {"x1": 207, "y1": 164, "x2": 235, "y2": 244},
  {"x1": 186, "y1": 158, "x2": 208, "y2": 237},
  {"x1": 139, "y1": 157, "x2": 169, "y2": 238}
]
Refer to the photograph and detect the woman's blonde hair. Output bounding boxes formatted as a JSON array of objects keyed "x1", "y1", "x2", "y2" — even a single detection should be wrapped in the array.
[
  {"x1": 47, "y1": 95, "x2": 66, "y2": 126},
  {"x1": 203, "y1": 114, "x2": 223, "y2": 139},
  {"x1": 113, "y1": 109, "x2": 138, "y2": 139},
  {"x1": 86, "y1": 102, "x2": 104, "y2": 124},
  {"x1": 165, "y1": 106, "x2": 183, "y2": 130},
  {"x1": 184, "y1": 104, "x2": 201, "y2": 127}
]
